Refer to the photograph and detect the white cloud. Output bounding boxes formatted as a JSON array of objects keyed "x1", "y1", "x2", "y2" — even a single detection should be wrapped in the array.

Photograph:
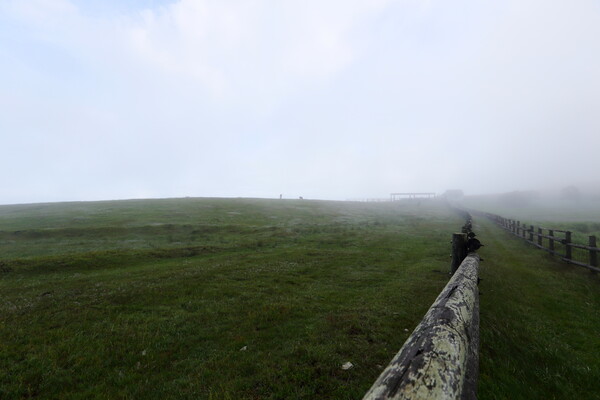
[{"x1": 118, "y1": 0, "x2": 395, "y2": 102}]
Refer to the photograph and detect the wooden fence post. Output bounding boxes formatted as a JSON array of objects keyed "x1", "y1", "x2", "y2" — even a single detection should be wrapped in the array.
[
  {"x1": 485, "y1": 212, "x2": 600, "y2": 273},
  {"x1": 529, "y1": 225, "x2": 534, "y2": 242},
  {"x1": 565, "y1": 231, "x2": 572, "y2": 260},
  {"x1": 589, "y1": 236, "x2": 597, "y2": 268},
  {"x1": 451, "y1": 233, "x2": 468, "y2": 275}
]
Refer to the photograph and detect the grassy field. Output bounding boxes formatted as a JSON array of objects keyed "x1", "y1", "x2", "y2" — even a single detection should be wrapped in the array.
[
  {"x1": 2, "y1": 197, "x2": 600, "y2": 399},
  {"x1": 461, "y1": 195, "x2": 600, "y2": 267},
  {"x1": 459, "y1": 197, "x2": 600, "y2": 399},
  {"x1": 475, "y1": 217, "x2": 600, "y2": 399},
  {"x1": 0, "y1": 198, "x2": 461, "y2": 399}
]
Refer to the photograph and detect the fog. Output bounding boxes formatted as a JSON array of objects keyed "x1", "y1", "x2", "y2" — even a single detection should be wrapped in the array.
[{"x1": 1, "y1": 0, "x2": 599, "y2": 205}]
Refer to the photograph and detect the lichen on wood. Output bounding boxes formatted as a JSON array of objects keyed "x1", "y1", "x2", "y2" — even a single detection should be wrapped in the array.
[{"x1": 363, "y1": 254, "x2": 480, "y2": 400}]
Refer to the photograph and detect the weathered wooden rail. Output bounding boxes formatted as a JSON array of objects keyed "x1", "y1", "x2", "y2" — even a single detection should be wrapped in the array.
[
  {"x1": 362, "y1": 253, "x2": 480, "y2": 400},
  {"x1": 484, "y1": 213, "x2": 600, "y2": 273}
]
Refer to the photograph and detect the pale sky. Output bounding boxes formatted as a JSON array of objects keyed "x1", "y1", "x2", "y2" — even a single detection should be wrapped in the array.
[{"x1": 1, "y1": 0, "x2": 599, "y2": 204}]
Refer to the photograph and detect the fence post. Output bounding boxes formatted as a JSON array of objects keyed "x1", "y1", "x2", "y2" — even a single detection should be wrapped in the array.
[
  {"x1": 512, "y1": 220, "x2": 516, "y2": 234},
  {"x1": 589, "y1": 236, "x2": 597, "y2": 268},
  {"x1": 529, "y1": 225, "x2": 534, "y2": 242},
  {"x1": 549, "y1": 229, "x2": 554, "y2": 253},
  {"x1": 565, "y1": 231, "x2": 572, "y2": 260},
  {"x1": 517, "y1": 221, "x2": 521, "y2": 236},
  {"x1": 451, "y1": 233, "x2": 468, "y2": 275},
  {"x1": 537, "y1": 227, "x2": 543, "y2": 246}
]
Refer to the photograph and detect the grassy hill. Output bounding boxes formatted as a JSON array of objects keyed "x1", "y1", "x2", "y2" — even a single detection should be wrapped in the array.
[
  {"x1": 0, "y1": 198, "x2": 461, "y2": 399},
  {"x1": 2, "y1": 197, "x2": 599, "y2": 399}
]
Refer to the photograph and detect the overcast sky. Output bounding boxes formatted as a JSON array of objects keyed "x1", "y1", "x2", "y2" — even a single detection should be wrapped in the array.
[{"x1": 1, "y1": 0, "x2": 599, "y2": 204}]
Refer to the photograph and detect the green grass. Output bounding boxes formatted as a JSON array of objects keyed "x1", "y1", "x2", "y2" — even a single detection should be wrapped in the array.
[
  {"x1": 462, "y1": 196, "x2": 600, "y2": 267},
  {"x1": 0, "y1": 198, "x2": 461, "y2": 399},
  {"x1": 476, "y1": 218, "x2": 600, "y2": 399},
  {"x1": 3, "y1": 197, "x2": 600, "y2": 399}
]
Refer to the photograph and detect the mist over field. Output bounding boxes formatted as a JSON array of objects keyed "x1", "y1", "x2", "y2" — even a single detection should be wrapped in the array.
[
  {"x1": 1, "y1": 0, "x2": 599, "y2": 205},
  {"x1": 2, "y1": 3, "x2": 600, "y2": 395}
]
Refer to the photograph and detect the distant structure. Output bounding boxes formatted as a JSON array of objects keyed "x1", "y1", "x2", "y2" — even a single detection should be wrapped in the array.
[{"x1": 390, "y1": 192, "x2": 436, "y2": 201}]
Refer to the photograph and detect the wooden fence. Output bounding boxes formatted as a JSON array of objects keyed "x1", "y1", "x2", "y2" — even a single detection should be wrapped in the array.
[
  {"x1": 484, "y1": 213, "x2": 600, "y2": 273},
  {"x1": 363, "y1": 211, "x2": 480, "y2": 400},
  {"x1": 362, "y1": 254, "x2": 480, "y2": 400}
]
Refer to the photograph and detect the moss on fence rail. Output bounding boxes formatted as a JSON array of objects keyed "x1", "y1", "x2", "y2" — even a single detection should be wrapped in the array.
[{"x1": 363, "y1": 254, "x2": 480, "y2": 400}]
